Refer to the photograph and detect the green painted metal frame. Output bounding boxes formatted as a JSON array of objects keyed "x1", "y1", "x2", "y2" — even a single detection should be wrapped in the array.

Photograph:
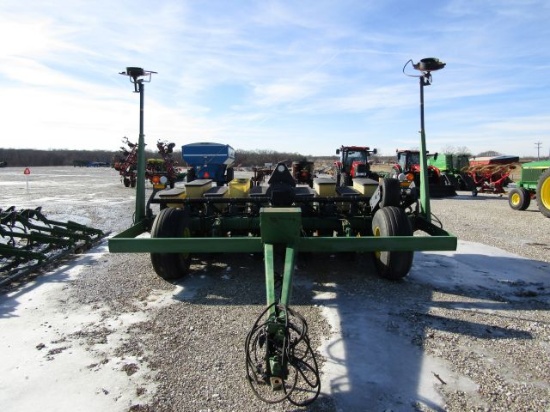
[
  {"x1": 110, "y1": 63, "x2": 458, "y2": 298},
  {"x1": 260, "y1": 209, "x2": 300, "y2": 312},
  {"x1": 109, "y1": 206, "x2": 456, "y2": 311},
  {"x1": 109, "y1": 230, "x2": 457, "y2": 254}
]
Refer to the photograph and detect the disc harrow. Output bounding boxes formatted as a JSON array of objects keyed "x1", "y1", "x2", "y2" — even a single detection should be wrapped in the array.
[{"x1": 0, "y1": 206, "x2": 106, "y2": 286}]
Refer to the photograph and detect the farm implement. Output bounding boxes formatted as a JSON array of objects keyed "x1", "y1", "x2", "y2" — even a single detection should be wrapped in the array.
[
  {"x1": 113, "y1": 136, "x2": 139, "y2": 187},
  {"x1": 147, "y1": 140, "x2": 185, "y2": 189},
  {"x1": 0, "y1": 206, "x2": 106, "y2": 286},
  {"x1": 110, "y1": 62, "x2": 457, "y2": 406},
  {"x1": 113, "y1": 137, "x2": 183, "y2": 188},
  {"x1": 465, "y1": 155, "x2": 519, "y2": 196}
]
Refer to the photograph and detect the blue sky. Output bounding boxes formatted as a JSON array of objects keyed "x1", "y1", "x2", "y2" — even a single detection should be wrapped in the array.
[{"x1": 1, "y1": 0, "x2": 549, "y2": 158}]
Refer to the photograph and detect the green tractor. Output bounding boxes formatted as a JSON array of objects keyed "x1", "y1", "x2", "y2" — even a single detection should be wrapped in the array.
[
  {"x1": 427, "y1": 153, "x2": 475, "y2": 192},
  {"x1": 508, "y1": 160, "x2": 550, "y2": 218}
]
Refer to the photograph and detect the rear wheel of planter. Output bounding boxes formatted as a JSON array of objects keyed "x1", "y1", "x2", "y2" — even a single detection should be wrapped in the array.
[
  {"x1": 537, "y1": 168, "x2": 550, "y2": 218},
  {"x1": 508, "y1": 187, "x2": 530, "y2": 211},
  {"x1": 150, "y1": 207, "x2": 191, "y2": 280},
  {"x1": 372, "y1": 206, "x2": 413, "y2": 280}
]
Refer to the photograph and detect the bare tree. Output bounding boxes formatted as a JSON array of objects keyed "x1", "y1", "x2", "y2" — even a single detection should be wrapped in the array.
[
  {"x1": 441, "y1": 145, "x2": 471, "y2": 156},
  {"x1": 441, "y1": 145, "x2": 456, "y2": 154},
  {"x1": 455, "y1": 146, "x2": 472, "y2": 156},
  {"x1": 476, "y1": 150, "x2": 501, "y2": 157}
]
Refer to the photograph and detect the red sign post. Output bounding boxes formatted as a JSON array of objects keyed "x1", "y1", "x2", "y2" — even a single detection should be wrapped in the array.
[{"x1": 24, "y1": 167, "x2": 31, "y2": 192}]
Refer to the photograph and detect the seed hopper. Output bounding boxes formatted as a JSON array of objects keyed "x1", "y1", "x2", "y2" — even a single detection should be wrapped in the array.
[{"x1": 110, "y1": 62, "x2": 457, "y2": 406}]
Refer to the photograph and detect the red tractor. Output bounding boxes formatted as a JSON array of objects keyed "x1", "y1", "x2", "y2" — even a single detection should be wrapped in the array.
[
  {"x1": 291, "y1": 160, "x2": 315, "y2": 187},
  {"x1": 391, "y1": 149, "x2": 456, "y2": 197},
  {"x1": 334, "y1": 145, "x2": 379, "y2": 186}
]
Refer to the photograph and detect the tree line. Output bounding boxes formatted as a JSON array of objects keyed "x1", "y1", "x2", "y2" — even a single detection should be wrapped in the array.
[
  {"x1": 0, "y1": 148, "x2": 117, "y2": 167},
  {"x1": 0, "y1": 147, "x2": 323, "y2": 168},
  {"x1": 0, "y1": 147, "x2": 541, "y2": 168}
]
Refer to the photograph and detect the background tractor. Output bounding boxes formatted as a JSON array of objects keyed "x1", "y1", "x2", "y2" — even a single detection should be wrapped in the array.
[
  {"x1": 427, "y1": 153, "x2": 475, "y2": 192},
  {"x1": 391, "y1": 149, "x2": 457, "y2": 197},
  {"x1": 334, "y1": 145, "x2": 379, "y2": 186},
  {"x1": 508, "y1": 160, "x2": 550, "y2": 218},
  {"x1": 291, "y1": 159, "x2": 315, "y2": 187}
]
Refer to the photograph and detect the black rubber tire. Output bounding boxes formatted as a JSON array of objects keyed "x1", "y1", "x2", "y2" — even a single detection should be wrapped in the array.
[
  {"x1": 339, "y1": 172, "x2": 350, "y2": 187},
  {"x1": 459, "y1": 173, "x2": 475, "y2": 191},
  {"x1": 536, "y1": 168, "x2": 550, "y2": 218},
  {"x1": 226, "y1": 167, "x2": 234, "y2": 183},
  {"x1": 457, "y1": 176, "x2": 467, "y2": 190},
  {"x1": 368, "y1": 171, "x2": 381, "y2": 181},
  {"x1": 508, "y1": 187, "x2": 530, "y2": 211},
  {"x1": 379, "y1": 178, "x2": 401, "y2": 208},
  {"x1": 372, "y1": 206, "x2": 414, "y2": 280},
  {"x1": 429, "y1": 184, "x2": 457, "y2": 198},
  {"x1": 346, "y1": 173, "x2": 353, "y2": 186},
  {"x1": 186, "y1": 168, "x2": 196, "y2": 183},
  {"x1": 150, "y1": 208, "x2": 191, "y2": 280}
]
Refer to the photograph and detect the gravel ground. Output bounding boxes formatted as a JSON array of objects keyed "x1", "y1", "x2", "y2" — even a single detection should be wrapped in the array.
[
  {"x1": 430, "y1": 191, "x2": 550, "y2": 264},
  {"x1": 2, "y1": 168, "x2": 549, "y2": 411}
]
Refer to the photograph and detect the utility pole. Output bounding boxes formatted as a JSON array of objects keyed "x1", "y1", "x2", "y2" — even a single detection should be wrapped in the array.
[{"x1": 535, "y1": 141, "x2": 542, "y2": 161}]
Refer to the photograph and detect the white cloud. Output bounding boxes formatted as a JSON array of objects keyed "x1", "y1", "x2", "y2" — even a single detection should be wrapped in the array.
[{"x1": 0, "y1": 0, "x2": 549, "y2": 157}]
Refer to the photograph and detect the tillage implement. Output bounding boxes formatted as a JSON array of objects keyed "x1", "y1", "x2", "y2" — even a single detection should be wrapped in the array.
[{"x1": 1, "y1": 207, "x2": 105, "y2": 286}]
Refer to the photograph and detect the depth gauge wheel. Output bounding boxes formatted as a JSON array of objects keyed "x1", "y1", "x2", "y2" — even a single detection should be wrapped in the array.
[
  {"x1": 372, "y1": 206, "x2": 413, "y2": 280},
  {"x1": 536, "y1": 168, "x2": 550, "y2": 218},
  {"x1": 508, "y1": 187, "x2": 530, "y2": 211},
  {"x1": 150, "y1": 207, "x2": 191, "y2": 280}
]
